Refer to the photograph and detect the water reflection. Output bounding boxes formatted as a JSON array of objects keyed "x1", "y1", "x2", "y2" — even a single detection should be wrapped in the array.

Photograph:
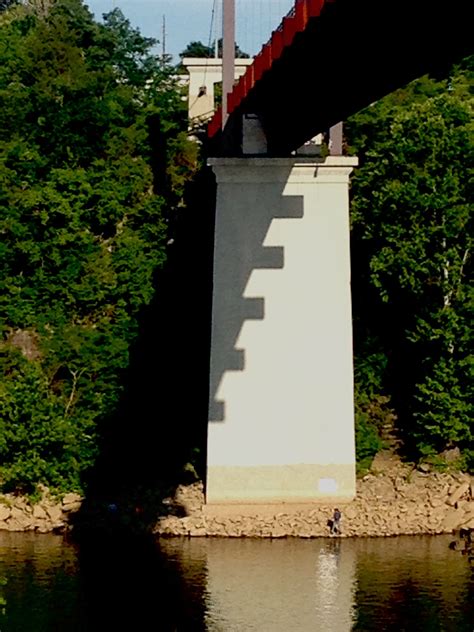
[
  {"x1": 194, "y1": 538, "x2": 356, "y2": 631},
  {"x1": 0, "y1": 532, "x2": 83, "y2": 631},
  {"x1": 0, "y1": 533, "x2": 472, "y2": 631},
  {"x1": 314, "y1": 539, "x2": 356, "y2": 630},
  {"x1": 352, "y1": 536, "x2": 474, "y2": 632}
]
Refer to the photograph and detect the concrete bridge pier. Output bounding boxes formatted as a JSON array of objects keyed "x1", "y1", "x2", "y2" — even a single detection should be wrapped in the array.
[{"x1": 207, "y1": 156, "x2": 358, "y2": 504}]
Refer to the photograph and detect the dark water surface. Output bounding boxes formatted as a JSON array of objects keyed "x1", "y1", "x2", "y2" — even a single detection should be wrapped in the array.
[{"x1": 0, "y1": 532, "x2": 472, "y2": 631}]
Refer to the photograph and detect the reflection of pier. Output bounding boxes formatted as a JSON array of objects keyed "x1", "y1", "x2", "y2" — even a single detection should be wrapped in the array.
[
  {"x1": 314, "y1": 539, "x2": 356, "y2": 630},
  {"x1": 157, "y1": 535, "x2": 474, "y2": 629},
  {"x1": 187, "y1": 538, "x2": 356, "y2": 630}
]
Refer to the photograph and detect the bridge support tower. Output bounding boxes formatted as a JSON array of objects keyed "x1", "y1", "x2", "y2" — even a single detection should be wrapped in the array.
[{"x1": 207, "y1": 156, "x2": 357, "y2": 504}]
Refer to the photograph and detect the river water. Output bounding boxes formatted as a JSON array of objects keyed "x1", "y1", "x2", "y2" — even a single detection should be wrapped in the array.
[{"x1": 0, "y1": 532, "x2": 472, "y2": 631}]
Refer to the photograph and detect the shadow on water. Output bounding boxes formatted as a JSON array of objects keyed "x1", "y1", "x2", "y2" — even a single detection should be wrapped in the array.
[
  {"x1": 0, "y1": 532, "x2": 208, "y2": 632},
  {"x1": 73, "y1": 165, "x2": 216, "y2": 535},
  {"x1": 77, "y1": 533, "x2": 208, "y2": 632},
  {"x1": 65, "y1": 165, "x2": 217, "y2": 629}
]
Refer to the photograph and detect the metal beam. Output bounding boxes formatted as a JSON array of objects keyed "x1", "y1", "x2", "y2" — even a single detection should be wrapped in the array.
[{"x1": 222, "y1": 0, "x2": 235, "y2": 128}]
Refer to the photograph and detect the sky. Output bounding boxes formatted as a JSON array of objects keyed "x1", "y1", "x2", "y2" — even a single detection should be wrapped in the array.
[{"x1": 85, "y1": 0, "x2": 295, "y2": 63}]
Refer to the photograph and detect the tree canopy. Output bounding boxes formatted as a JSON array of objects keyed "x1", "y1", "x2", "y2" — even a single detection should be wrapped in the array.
[
  {"x1": 347, "y1": 58, "x2": 473, "y2": 470},
  {"x1": 179, "y1": 39, "x2": 249, "y2": 60},
  {"x1": 0, "y1": 0, "x2": 472, "y2": 499},
  {"x1": 0, "y1": 0, "x2": 197, "y2": 494}
]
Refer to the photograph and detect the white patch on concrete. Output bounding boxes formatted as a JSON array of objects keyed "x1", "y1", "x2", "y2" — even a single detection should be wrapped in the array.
[{"x1": 318, "y1": 478, "x2": 338, "y2": 493}]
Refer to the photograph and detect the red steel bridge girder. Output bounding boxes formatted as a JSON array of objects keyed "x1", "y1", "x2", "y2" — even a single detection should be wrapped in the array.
[{"x1": 208, "y1": 0, "x2": 473, "y2": 156}]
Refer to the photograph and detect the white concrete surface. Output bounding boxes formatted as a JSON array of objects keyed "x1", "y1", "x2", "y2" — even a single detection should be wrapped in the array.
[
  {"x1": 207, "y1": 157, "x2": 358, "y2": 503},
  {"x1": 182, "y1": 57, "x2": 252, "y2": 121}
]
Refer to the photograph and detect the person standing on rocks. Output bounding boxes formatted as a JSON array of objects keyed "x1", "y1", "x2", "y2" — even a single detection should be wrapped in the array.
[{"x1": 330, "y1": 508, "x2": 342, "y2": 535}]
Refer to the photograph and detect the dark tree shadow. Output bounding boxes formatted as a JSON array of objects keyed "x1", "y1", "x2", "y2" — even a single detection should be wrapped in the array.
[
  {"x1": 74, "y1": 157, "x2": 309, "y2": 533},
  {"x1": 73, "y1": 165, "x2": 217, "y2": 535}
]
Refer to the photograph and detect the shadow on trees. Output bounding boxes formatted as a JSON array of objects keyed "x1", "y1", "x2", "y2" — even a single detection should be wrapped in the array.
[{"x1": 73, "y1": 166, "x2": 216, "y2": 536}]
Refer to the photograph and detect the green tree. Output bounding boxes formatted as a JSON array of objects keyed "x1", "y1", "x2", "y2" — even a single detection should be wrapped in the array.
[
  {"x1": 0, "y1": 0, "x2": 197, "y2": 494},
  {"x1": 179, "y1": 38, "x2": 249, "y2": 60},
  {"x1": 180, "y1": 40, "x2": 214, "y2": 59},
  {"x1": 347, "y1": 60, "x2": 473, "y2": 468}
]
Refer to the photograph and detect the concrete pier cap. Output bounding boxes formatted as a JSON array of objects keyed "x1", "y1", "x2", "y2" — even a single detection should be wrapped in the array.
[{"x1": 206, "y1": 156, "x2": 358, "y2": 505}]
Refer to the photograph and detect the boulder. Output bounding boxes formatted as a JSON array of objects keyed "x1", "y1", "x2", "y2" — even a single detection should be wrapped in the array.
[
  {"x1": 440, "y1": 447, "x2": 461, "y2": 463},
  {"x1": 45, "y1": 504, "x2": 63, "y2": 523},
  {"x1": 5, "y1": 518, "x2": 26, "y2": 531},
  {"x1": 32, "y1": 505, "x2": 48, "y2": 520},
  {"x1": 174, "y1": 483, "x2": 204, "y2": 515},
  {"x1": 13, "y1": 497, "x2": 32, "y2": 513},
  {"x1": 447, "y1": 482, "x2": 470, "y2": 506},
  {"x1": 10, "y1": 507, "x2": 33, "y2": 529},
  {"x1": 443, "y1": 507, "x2": 466, "y2": 532},
  {"x1": 463, "y1": 501, "x2": 474, "y2": 517},
  {"x1": 62, "y1": 502, "x2": 82, "y2": 514},
  {"x1": 456, "y1": 500, "x2": 470, "y2": 512},
  {"x1": 62, "y1": 493, "x2": 83, "y2": 507},
  {"x1": 0, "y1": 505, "x2": 11, "y2": 521},
  {"x1": 189, "y1": 527, "x2": 207, "y2": 537}
]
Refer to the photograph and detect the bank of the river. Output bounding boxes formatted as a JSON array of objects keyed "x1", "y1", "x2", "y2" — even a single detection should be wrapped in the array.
[
  {"x1": 155, "y1": 454, "x2": 474, "y2": 538},
  {"x1": 0, "y1": 454, "x2": 473, "y2": 537}
]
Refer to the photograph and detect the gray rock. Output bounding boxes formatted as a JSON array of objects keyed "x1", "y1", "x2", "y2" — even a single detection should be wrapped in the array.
[
  {"x1": 0, "y1": 505, "x2": 11, "y2": 521},
  {"x1": 10, "y1": 507, "x2": 33, "y2": 529},
  {"x1": 33, "y1": 505, "x2": 48, "y2": 520},
  {"x1": 419, "y1": 463, "x2": 432, "y2": 473},
  {"x1": 440, "y1": 447, "x2": 461, "y2": 462},
  {"x1": 62, "y1": 501, "x2": 82, "y2": 514},
  {"x1": 62, "y1": 493, "x2": 83, "y2": 507},
  {"x1": 47, "y1": 504, "x2": 63, "y2": 521},
  {"x1": 447, "y1": 482, "x2": 470, "y2": 506},
  {"x1": 442, "y1": 507, "x2": 466, "y2": 531}
]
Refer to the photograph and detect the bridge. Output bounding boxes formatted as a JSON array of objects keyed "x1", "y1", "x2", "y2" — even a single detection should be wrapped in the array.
[
  {"x1": 201, "y1": 0, "x2": 472, "y2": 505},
  {"x1": 208, "y1": 0, "x2": 472, "y2": 155}
]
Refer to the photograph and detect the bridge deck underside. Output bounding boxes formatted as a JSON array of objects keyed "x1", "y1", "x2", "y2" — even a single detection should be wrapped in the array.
[{"x1": 209, "y1": 0, "x2": 472, "y2": 156}]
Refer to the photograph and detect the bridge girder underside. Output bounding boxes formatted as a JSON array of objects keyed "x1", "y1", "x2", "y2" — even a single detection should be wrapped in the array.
[{"x1": 214, "y1": 0, "x2": 473, "y2": 156}]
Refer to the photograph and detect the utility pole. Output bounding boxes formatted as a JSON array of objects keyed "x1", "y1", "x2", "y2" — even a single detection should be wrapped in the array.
[
  {"x1": 222, "y1": 0, "x2": 235, "y2": 128},
  {"x1": 162, "y1": 15, "x2": 166, "y2": 64},
  {"x1": 214, "y1": 0, "x2": 219, "y2": 58}
]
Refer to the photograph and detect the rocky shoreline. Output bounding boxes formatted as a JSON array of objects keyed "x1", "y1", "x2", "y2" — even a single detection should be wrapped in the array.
[
  {"x1": 155, "y1": 465, "x2": 474, "y2": 538},
  {"x1": 1, "y1": 456, "x2": 473, "y2": 538},
  {"x1": 0, "y1": 490, "x2": 82, "y2": 534}
]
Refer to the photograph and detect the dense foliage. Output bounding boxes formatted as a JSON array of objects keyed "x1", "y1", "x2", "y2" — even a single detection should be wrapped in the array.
[
  {"x1": 0, "y1": 0, "x2": 197, "y2": 494},
  {"x1": 348, "y1": 58, "x2": 473, "y2": 470},
  {"x1": 179, "y1": 39, "x2": 249, "y2": 60},
  {"x1": 0, "y1": 1, "x2": 471, "y2": 497}
]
